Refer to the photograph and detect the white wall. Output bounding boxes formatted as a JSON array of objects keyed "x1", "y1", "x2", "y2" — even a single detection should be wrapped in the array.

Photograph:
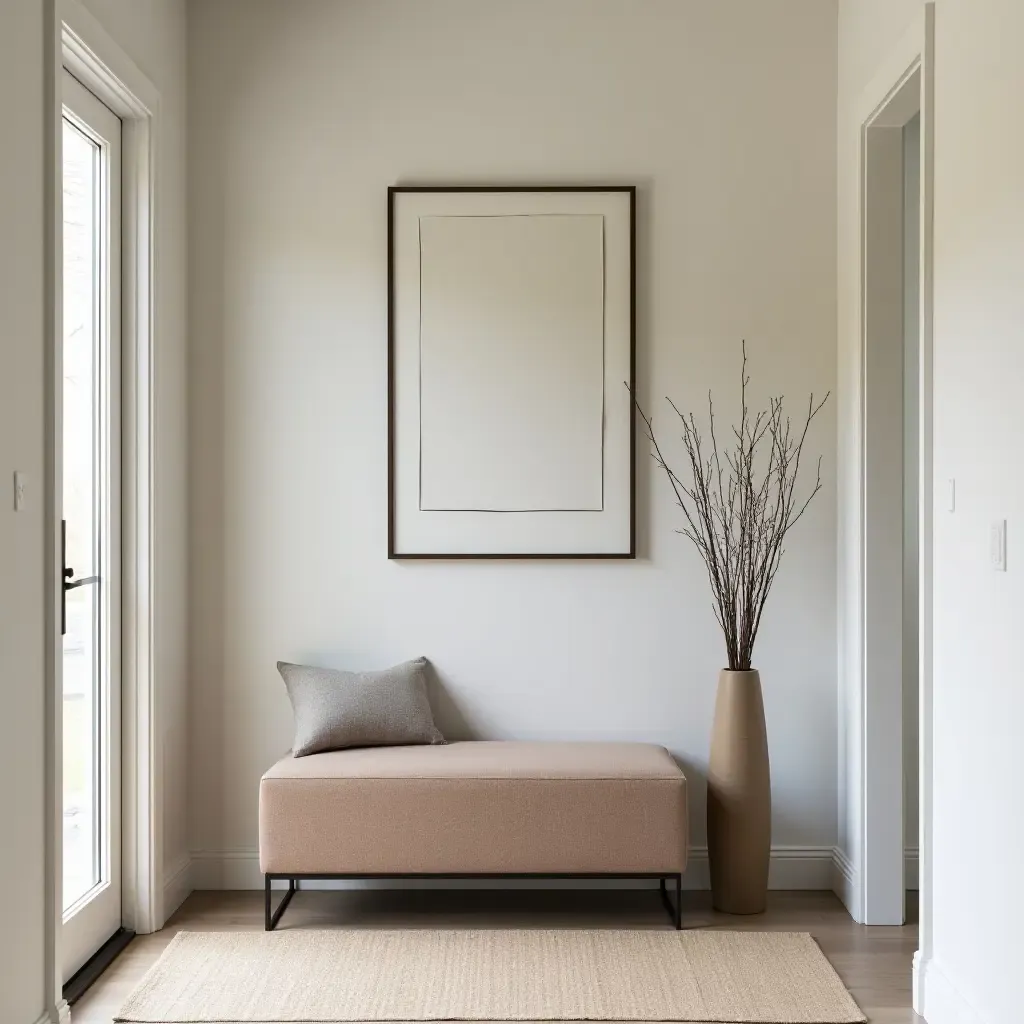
[
  {"x1": 927, "y1": 2, "x2": 1024, "y2": 1020},
  {"x1": 75, "y1": 0, "x2": 191, "y2": 921},
  {"x1": 0, "y1": 3, "x2": 50, "y2": 1018},
  {"x1": 188, "y1": 0, "x2": 839, "y2": 885}
]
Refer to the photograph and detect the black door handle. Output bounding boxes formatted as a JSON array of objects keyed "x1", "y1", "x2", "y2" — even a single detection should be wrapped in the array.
[
  {"x1": 65, "y1": 576, "x2": 100, "y2": 591},
  {"x1": 61, "y1": 520, "x2": 99, "y2": 636},
  {"x1": 62, "y1": 520, "x2": 67, "y2": 637}
]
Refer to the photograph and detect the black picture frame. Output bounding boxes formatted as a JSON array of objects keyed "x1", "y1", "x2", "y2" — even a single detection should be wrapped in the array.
[{"x1": 387, "y1": 185, "x2": 636, "y2": 560}]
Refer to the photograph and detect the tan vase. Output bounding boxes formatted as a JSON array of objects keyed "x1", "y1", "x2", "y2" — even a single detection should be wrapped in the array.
[{"x1": 707, "y1": 669, "x2": 771, "y2": 914}]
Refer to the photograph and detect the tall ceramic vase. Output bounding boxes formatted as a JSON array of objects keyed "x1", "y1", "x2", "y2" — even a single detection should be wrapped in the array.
[{"x1": 707, "y1": 669, "x2": 771, "y2": 914}]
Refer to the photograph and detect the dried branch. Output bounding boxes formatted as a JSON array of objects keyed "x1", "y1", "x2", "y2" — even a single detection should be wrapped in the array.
[{"x1": 629, "y1": 341, "x2": 829, "y2": 671}]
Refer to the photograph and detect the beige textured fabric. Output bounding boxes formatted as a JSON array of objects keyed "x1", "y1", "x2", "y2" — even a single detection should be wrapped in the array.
[
  {"x1": 263, "y1": 741, "x2": 685, "y2": 779},
  {"x1": 259, "y1": 742, "x2": 687, "y2": 874},
  {"x1": 115, "y1": 929, "x2": 866, "y2": 1023}
]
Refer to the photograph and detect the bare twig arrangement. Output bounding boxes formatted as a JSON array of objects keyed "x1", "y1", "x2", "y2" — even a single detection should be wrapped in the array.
[{"x1": 632, "y1": 342, "x2": 829, "y2": 671}]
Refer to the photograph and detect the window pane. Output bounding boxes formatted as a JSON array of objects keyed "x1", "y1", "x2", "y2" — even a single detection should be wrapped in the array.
[
  {"x1": 63, "y1": 585, "x2": 99, "y2": 908},
  {"x1": 62, "y1": 119, "x2": 100, "y2": 910},
  {"x1": 63, "y1": 122, "x2": 97, "y2": 580}
]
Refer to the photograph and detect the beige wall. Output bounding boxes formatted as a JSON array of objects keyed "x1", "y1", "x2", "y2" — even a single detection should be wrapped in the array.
[
  {"x1": 838, "y1": 0, "x2": 922, "y2": 100},
  {"x1": 188, "y1": 0, "x2": 839, "y2": 884},
  {"x1": 0, "y1": 3, "x2": 50, "y2": 1018},
  {"x1": 77, "y1": 0, "x2": 191, "y2": 919}
]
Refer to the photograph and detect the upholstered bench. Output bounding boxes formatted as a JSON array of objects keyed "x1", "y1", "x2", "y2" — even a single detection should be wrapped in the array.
[{"x1": 259, "y1": 740, "x2": 688, "y2": 929}]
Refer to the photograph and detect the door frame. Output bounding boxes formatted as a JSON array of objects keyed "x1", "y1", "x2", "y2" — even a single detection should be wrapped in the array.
[
  {"x1": 59, "y1": 66, "x2": 125, "y2": 982},
  {"x1": 860, "y1": 58, "x2": 923, "y2": 926},
  {"x1": 45, "y1": 0, "x2": 161, "y2": 1016},
  {"x1": 836, "y1": 0, "x2": 935, "y2": 1002}
]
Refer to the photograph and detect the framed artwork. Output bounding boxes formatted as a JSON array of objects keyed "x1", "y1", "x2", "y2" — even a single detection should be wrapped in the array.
[{"x1": 388, "y1": 185, "x2": 636, "y2": 558}]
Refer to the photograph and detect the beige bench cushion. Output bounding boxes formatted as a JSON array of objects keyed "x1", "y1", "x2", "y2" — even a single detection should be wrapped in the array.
[{"x1": 259, "y1": 741, "x2": 687, "y2": 875}]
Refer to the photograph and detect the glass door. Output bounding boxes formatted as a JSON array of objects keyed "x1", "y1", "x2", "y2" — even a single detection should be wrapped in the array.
[{"x1": 61, "y1": 69, "x2": 122, "y2": 982}]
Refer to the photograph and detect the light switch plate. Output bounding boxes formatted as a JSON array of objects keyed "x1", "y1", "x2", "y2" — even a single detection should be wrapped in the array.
[
  {"x1": 14, "y1": 471, "x2": 26, "y2": 511},
  {"x1": 990, "y1": 519, "x2": 1007, "y2": 572},
  {"x1": 948, "y1": 478, "x2": 956, "y2": 512}
]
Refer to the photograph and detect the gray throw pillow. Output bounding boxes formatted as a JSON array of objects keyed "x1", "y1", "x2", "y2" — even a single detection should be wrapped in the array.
[{"x1": 277, "y1": 657, "x2": 445, "y2": 757}]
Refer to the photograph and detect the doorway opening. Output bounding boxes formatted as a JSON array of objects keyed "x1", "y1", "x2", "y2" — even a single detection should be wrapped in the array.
[{"x1": 861, "y1": 66, "x2": 925, "y2": 926}]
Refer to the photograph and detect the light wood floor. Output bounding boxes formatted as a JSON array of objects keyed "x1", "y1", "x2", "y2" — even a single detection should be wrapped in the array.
[{"x1": 73, "y1": 889, "x2": 922, "y2": 1023}]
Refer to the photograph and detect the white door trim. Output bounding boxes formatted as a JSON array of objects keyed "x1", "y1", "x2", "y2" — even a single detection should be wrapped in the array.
[
  {"x1": 836, "y1": 0, "x2": 935, "y2": 1002},
  {"x1": 60, "y1": 66, "x2": 125, "y2": 982},
  {"x1": 46, "y1": 4, "x2": 162, "y2": 1014},
  {"x1": 914, "y1": 5, "x2": 936, "y2": 1011},
  {"x1": 861, "y1": 59, "x2": 921, "y2": 927},
  {"x1": 44, "y1": 2, "x2": 65, "y2": 1017},
  {"x1": 60, "y1": 0, "x2": 162, "y2": 938}
]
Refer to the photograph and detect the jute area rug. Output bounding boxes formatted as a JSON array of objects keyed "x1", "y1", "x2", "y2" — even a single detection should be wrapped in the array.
[{"x1": 116, "y1": 929, "x2": 866, "y2": 1024}]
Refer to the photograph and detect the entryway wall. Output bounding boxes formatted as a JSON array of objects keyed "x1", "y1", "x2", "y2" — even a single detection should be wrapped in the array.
[
  {"x1": 186, "y1": 0, "x2": 841, "y2": 887},
  {"x1": 1, "y1": 4, "x2": 52, "y2": 1020},
  {"x1": 927, "y1": 0, "x2": 1024, "y2": 1019}
]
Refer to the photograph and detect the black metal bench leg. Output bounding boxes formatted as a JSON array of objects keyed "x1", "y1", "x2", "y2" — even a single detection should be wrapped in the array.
[
  {"x1": 265, "y1": 876, "x2": 296, "y2": 931},
  {"x1": 659, "y1": 875, "x2": 683, "y2": 929}
]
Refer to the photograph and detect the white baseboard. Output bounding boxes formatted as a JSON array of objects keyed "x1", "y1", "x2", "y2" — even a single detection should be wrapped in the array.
[
  {"x1": 163, "y1": 852, "x2": 194, "y2": 921},
  {"x1": 191, "y1": 845, "x2": 836, "y2": 892},
  {"x1": 830, "y1": 846, "x2": 919, "y2": 918},
  {"x1": 830, "y1": 846, "x2": 859, "y2": 916},
  {"x1": 905, "y1": 846, "x2": 919, "y2": 890},
  {"x1": 31, "y1": 1001, "x2": 70, "y2": 1024},
  {"x1": 917, "y1": 955, "x2": 992, "y2": 1024},
  {"x1": 914, "y1": 949, "x2": 926, "y2": 1011},
  {"x1": 670, "y1": 845, "x2": 833, "y2": 890}
]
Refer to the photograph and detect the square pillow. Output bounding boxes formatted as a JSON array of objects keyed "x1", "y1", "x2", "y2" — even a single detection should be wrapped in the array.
[{"x1": 277, "y1": 657, "x2": 446, "y2": 757}]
